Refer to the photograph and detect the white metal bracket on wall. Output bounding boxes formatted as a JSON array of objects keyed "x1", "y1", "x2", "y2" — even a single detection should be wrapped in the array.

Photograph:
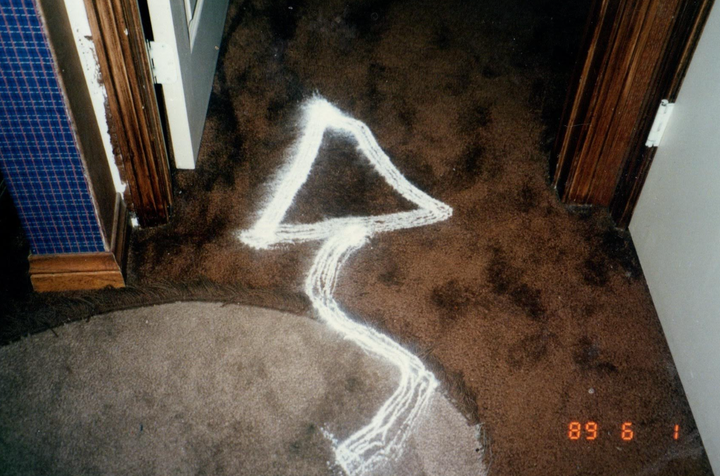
[
  {"x1": 146, "y1": 41, "x2": 177, "y2": 84},
  {"x1": 645, "y1": 99, "x2": 675, "y2": 147}
]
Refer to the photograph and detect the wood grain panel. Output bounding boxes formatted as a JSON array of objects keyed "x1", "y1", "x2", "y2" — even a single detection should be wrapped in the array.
[
  {"x1": 29, "y1": 253, "x2": 120, "y2": 274},
  {"x1": 83, "y1": 0, "x2": 172, "y2": 227},
  {"x1": 552, "y1": 0, "x2": 712, "y2": 226},
  {"x1": 610, "y1": 0, "x2": 714, "y2": 227},
  {"x1": 31, "y1": 271, "x2": 125, "y2": 293},
  {"x1": 551, "y1": 0, "x2": 621, "y2": 198}
]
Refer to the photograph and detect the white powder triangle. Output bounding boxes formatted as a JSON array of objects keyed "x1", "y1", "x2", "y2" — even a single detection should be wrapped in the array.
[
  {"x1": 238, "y1": 97, "x2": 452, "y2": 249},
  {"x1": 238, "y1": 97, "x2": 453, "y2": 476}
]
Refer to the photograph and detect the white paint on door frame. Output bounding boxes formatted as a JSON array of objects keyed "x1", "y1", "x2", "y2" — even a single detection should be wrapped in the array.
[{"x1": 62, "y1": 0, "x2": 125, "y2": 194}]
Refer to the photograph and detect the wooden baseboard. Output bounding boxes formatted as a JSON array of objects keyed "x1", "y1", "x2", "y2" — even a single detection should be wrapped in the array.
[
  {"x1": 30, "y1": 266, "x2": 125, "y2": 292},
  {"x1": 29, "y1": 195, "x2": 131, "y2": 292}
]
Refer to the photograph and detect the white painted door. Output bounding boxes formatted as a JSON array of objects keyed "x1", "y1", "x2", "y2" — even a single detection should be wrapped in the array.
[
  {"x1": 630, "y1": 3, "x2": 720, "y2": 472},
  {"x1": 147, "y1": 0, "x2": 229, "y2": 169}
]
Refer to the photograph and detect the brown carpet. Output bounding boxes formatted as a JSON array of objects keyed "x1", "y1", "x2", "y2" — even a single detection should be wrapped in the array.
[
  {"x1": 0, "y1": 0, "x2": 715, "y2": 474},
  {"x1": 0, "y1": 302, "x2": 485, "y2": 475}
]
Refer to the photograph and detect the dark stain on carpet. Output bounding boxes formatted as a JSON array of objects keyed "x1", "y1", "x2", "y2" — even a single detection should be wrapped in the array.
[
  {"x1": 0, "y1": 0, "x2": 714, "y2": 474},
  {"x1": 487, "y1": 246, "x2": 521, "y2": 296},
  {"x1": 573, "y1": 336, "x2": 619, "y2": 374},
  {"x1": 346, "y1": 0, "x2": 395, "y2": 39},
  {"x1": 459, "y1": 103, "x2": 493, "y2": 133},
  {"x1": 508, "y1": 282, "x2": 547, "y2": 322},
  {"x1": 430, "y1": 279, "x2": 478, "y2": 321},
  {"x1": 267, "y1": 0, "x2": 305, "y2": 42},
  {"x1": 431, "y1": 23, "x2": 453, "y2": 50},
  {"x1": 517, "y1": 181, "x2": 538, "y2": 213},
  {"x1": 378, "y1": 259, "x2": 404, "y2": 287},
  {"x1": 451, "y1": 143, "x2": 490, "y2": 190},
  {"x1": 507, "y1": 329, "x2": 557, "y2": 369}
]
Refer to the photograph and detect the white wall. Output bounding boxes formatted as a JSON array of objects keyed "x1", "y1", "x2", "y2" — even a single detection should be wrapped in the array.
[{"x1": 630, "y1": 3, "x2": 720, "y2": 473}]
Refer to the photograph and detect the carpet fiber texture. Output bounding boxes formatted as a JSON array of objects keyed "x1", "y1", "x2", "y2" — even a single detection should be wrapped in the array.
[
  {"x1": 0, "y1": 0, "x2": 715, "y2": 474},
  {"x1": 0, "y1": 302, "x2": 485, "y2": 475}
]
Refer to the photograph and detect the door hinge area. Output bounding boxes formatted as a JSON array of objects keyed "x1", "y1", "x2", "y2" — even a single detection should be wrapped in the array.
[
  {"x1": 146, "y1": 41, "x2": 177, "y2": 84},
  {"x1": 645, "y1": 99, "x2": 674, "y2": 147}
]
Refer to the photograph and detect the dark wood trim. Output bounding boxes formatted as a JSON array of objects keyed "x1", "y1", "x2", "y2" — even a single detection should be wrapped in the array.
[
  {"x1": 29, "y1": 194, "x2": 130, "y2": 292},
  {"x1": 83, "y1": 0, "x2": 172, "y2": 227},
  {"x1": 610, "y1": 0, "x2": 714, "y2": 227},
  {"x1": 29, "y1": 0, "x2": 132, "y2": 292},
  {"x1": 30, "y1": 253, "x2": 122, "y2": 275},
  {"x1": 551, "y1": 0, "x2": 619, "y2": 197},
  {"x1": 552, "y1": 0, "x2": 713, "y2": 227},
  {"x1": 30, "y1": 269, "x2": 124, "y2": 293},
  {"x1": 110, "y1": 193, "x2": 131, "y2": 275}
]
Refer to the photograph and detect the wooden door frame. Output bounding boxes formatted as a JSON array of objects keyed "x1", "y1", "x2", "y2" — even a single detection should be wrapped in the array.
[
  {"x1": 28, "y1": 0, "x2": 132, "y2": 291},
  {"x1": 83, "y1": 0, "x2": 172, "y2": 227},
  {"x1": 552, "y1": 0, "x2": 714, "y2": 228}
]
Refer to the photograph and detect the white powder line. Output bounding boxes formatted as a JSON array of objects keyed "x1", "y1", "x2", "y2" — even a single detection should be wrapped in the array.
[
  {"x1": 306, "y1": 227, "x2": 439, "y2": 475},
  {"x1": 238, "y1": 97, "x2": 452, "y2": 475},
  {"x1": 238, "y1": 97, "x2": 451, "y2": 249}
]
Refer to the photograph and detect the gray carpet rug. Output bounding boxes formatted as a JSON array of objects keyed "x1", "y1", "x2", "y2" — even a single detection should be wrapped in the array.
[{"x1": 0, "y1": 302, "x2": 486, "y2": 475}]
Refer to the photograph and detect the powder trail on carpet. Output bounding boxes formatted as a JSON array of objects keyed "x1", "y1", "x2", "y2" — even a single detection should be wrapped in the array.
[{"x1": 239, "y1": 97, "x2": 471, "y2": 475}]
